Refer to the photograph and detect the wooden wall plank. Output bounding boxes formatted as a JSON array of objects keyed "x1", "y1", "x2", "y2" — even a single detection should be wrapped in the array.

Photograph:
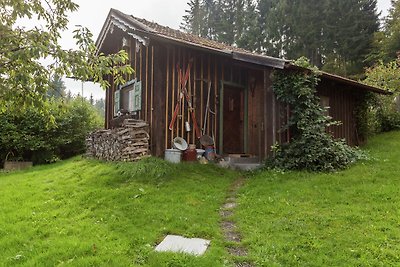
[{"x1": 165, "y1": 48, "x2": 170, "y2": 150}]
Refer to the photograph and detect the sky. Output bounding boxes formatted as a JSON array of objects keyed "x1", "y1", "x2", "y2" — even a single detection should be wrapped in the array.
[{"x1": 61, "y1": 0, "x2": 393, "y2": 100}]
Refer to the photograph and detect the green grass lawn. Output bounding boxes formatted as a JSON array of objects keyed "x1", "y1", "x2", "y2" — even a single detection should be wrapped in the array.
[
  {"x1": 1, "y1": 131, "x2": 400, "y2": 266},
  {"x1": 236, "y1": 130, "x2": 400, "y2": 266},
  {"x1": 0, "y1": 158, "x2": 238, "y2": 266}
]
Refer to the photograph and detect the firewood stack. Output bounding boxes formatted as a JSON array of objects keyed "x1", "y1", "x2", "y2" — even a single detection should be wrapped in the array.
[{"x1": 86, "y1": 119, "x2": 150, "y2": 161}]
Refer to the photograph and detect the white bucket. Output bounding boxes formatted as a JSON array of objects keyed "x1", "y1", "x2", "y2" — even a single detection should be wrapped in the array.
[
  {"x1": 196, "y1": 149, "x2": 205, "y2": 158},
  {"x1": 165, "y1": 149, "x2": 182, "y2": 163}
]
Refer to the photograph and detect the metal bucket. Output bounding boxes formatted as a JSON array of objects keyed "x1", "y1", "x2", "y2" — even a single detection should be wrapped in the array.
[
  {"x1": 172, "y1": 137, "x2": 188, "y2": 151},
  {"x1": 164, "y1": 149, "x2": 182, "y2": 163}
]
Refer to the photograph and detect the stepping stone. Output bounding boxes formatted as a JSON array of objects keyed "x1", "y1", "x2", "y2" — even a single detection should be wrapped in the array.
[
  {"x1": 155, "y1": 235, "x2": 210, "y2": 256},
  {"x1": 219, "y1": 210, "x2": 233, "y2": 217},
  {"x1": 223, "y1": 202, "x2": 237, "y2": 209}
]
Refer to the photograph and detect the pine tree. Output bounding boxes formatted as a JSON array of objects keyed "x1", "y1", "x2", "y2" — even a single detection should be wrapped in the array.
[
  {"x1": 323, "y1": 0, "x2": 379, "y2": 77},
  {"x1": 181, "y1": 0, "x2": 203, "y2": 36},
  {"x1": 383, "y1": 0, "x2": 400, "y2": 60},
  {"x1": 236, "y1": 0, "x2": 260, "y2": 51},
  {"x1": 47, "y1": 75, "x2": 66, "y2": 99}
]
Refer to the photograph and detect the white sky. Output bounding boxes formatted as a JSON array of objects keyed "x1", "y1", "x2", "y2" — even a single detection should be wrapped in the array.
[{"x1": 59, "y1": 0, "x2": 392, "y2": 100}]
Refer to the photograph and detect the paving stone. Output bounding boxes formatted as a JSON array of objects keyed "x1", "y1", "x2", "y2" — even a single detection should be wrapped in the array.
[
  {"x1": 228, "y1": 246, "x2": 248, "y2": 257},
  {"x1": 219, "y1": 210, "x2": 233, "y2": 217},
  {"x1": 155, "y1": 235, "x2": 210, "y2": 256},
  {"x1": 223, "y1": 202, "x2": 237, "y2": 209}
]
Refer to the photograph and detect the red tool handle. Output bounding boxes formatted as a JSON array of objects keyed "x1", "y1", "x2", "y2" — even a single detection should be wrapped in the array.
[
  {"x1": 190, "y1": 110, "x2": 201, "y2": 138},
  {"x1": 169, "y1": 102, "x2": 180, "y2": 130}
]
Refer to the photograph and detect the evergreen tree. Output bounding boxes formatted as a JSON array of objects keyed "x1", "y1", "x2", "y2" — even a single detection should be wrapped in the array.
[
  {"x1": 182, "y1": 0, "x2": 380, "y2": 76},
  {"x1": 383, "y1": 0, "x2": 400, "y2": 61},
  {"x1": 323, "y1": 0, "x2": 380, "y2": 77},
  {"x1": 257, "y1": 0, "x2": 282, "y2": 57},
  {"x1": 236, "y1": 0, "x2": 260, "y2": 51},
  {"x1": 47, "y1": 75, "x2": 66, "y2": 99},
  {"x1": 181, "y1": 0, "x2": 219, "y2": 39},
  {"x1": 94, "y1": 98, "x2": 105, "y2": 118},
  {"x1": 181, "y1": 0, "x2": 203, "y2": 36}
]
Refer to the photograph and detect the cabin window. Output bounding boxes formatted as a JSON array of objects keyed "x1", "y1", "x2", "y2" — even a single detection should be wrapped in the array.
[
  {"x1": 114, "y1": 90, "x2": 120, "y2": 116},
  {"x1": 320, "y1": 95, "x2": 330, "y2": 115},
  {"x1": 114, "y1": 80, "x2": 142, "y2": 116}
]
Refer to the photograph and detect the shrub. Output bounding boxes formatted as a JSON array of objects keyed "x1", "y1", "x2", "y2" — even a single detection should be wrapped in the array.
[
  {"x1": 363, "y1": 57, "x2": 400, "y2": 133},
  {"x1": 267, "y1": 57, "x2": 365, "y2": 172},
  {"x1": 0, "y1": 98, "x2": 102, "y2": 165}
]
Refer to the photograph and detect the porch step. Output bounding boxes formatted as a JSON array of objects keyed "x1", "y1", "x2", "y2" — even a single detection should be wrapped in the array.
[{"x1": 223, "y1": 155, "x2": 263, "y2": 171}]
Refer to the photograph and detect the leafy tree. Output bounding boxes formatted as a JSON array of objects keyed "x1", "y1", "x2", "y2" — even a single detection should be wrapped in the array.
[
  {"x1": 0, "y1": 0, "x2": 133, "y2": 112},
  {"x1": 0, "y1": 97, "x2": 102, "y2": 165},
  {"x1": 370, "y1": 0, "x2": 400, "y2": 63},
  {"x1": 363, "y1": 56, "x2": 400, "y2": 132}
]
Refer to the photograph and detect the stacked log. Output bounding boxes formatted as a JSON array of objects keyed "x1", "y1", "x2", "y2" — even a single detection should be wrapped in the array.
[{"x1": 86, "y1": 119, "x2": 150, "y2": 161}]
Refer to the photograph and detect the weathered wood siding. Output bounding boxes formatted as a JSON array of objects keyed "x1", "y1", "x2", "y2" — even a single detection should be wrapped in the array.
[
  {"x1": 104, "y1": 29, "x2": 363, "y2": 159},
  {"x1": 317, "y1": 80, "x2": 363, "y2": 146}
]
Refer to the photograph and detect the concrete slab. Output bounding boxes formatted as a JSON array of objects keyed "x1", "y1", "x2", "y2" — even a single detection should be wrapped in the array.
[{"x1": 155, "y1": 235, "x2": 210, "y2": 256}]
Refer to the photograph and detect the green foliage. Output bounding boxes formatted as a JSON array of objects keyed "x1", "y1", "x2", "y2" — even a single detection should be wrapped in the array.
[
  {"x1": 363, "y1": 57, "x2": 400, "y2": 133},
  {"x1": 93, "y1": 98, "x2": 105, "y2": 118},
  {"x1": 369, "y1": 0, "x2": 400, "y2": 63},
  {"x1": 268, "y1": 57, "x2": 364, "y2": 171},
  {"x1": 47, "y1": 74, "x2": 66, "y2": 99},
  {"x1": 181, "y1": 0, "x2": 257, "y2": 48},
  {"x1": 182, "y1": 0, "x2": 380, "y2": 76},
  {"x1": 0, "y1": 0, "x2": 133, "y2": 112},
  {"x1": 0, "y1": 98, "x2": 102, "y2": 165}
]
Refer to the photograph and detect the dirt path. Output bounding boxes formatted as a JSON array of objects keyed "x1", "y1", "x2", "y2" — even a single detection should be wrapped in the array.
[{"x1": 220, "y1": 177, "x2": 253, "y2": 267}]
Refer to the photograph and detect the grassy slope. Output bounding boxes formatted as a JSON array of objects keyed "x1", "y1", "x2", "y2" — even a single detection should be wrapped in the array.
[
  {"x1": 0, "y1": 158, "x2": 238, "y2": 266},
  {"x1": 236, "y1": 131, "x2": 400, "y2": 266}
]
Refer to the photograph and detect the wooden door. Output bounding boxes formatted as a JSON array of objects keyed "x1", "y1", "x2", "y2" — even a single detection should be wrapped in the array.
[{"x1": 223, "y1": 85, "x2": 244, "y2": 154}]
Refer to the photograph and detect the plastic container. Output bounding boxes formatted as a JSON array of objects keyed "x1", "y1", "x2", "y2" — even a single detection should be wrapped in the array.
[
  {"x1": 164, "y1": 149, "x2": 182, "y2": 163},
  {"x1": 196, "y1": 149, "x2": 205, "y2": 158},
  {"x1": 204, "y1": 146, "x2": 216, "y2": 161}
]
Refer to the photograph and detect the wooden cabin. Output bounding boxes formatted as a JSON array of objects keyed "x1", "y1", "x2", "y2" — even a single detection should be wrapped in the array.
[{"x1": 96, "y1": 8, "x2": 388, "y2": 160}]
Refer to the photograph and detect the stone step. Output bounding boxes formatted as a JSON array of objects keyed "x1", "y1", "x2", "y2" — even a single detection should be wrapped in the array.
[
  {"x1": 231, "y1": 163, "x2": 262, "y2": 171},
  {"x1": 224, "y1": 155, "x2": 261, "y2": 164}
]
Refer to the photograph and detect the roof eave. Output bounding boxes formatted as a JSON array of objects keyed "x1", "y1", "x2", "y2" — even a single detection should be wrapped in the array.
[{"x1": 285, "y1": 63, "x2": 391, "y2": 95}]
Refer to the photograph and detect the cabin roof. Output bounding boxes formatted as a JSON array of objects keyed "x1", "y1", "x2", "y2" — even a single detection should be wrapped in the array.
[{"x1": 96, "y1": 8, "x2": 390, "y2": 95}]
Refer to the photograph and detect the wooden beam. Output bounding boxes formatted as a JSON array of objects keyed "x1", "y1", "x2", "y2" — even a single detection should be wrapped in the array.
[
  {"x1": 214, "y1": 59, "x2": 218, "y2": 151},
  {"x1": 181, "y1": 49, "x2": 184, "y2": 138},
  {"x1": 151, "y1": 46, "x2": 154, "y2": 143},
  {"x1": 192, "y1": 56, "x2": 197, "y2": 143},
  {"x1": 200, "y1": 56, "x2": 204, "y2": 133},
  {"x1": 133, "y1": 40, "x2": 137, "y2": 79},
  {"x1": 145, "y1": 46, "x2": 149, "y2": 122},
  {"x1": 207, "y1": 55, "x2": 211, "y2": 135},
  {"x1": 165, "y1": 48, "x2": 170, "y2": 150},
  {"x1": 171, "y1": 48, "x2": 175, "y2": 142}
]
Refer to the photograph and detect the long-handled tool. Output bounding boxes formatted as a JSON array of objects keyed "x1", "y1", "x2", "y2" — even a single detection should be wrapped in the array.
[
  {"x1": 203, "y1": 81, "x2": 212, "y2": 135},
  {"x1": 169, "y1": 61, "x2": 201, "y2": 139},
  {"x1": 179, "y1": 73, "x2": 201, "y2": 138},
  {"x1": 169, "y1": 62, "x2": 190, "y2": 131}
]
